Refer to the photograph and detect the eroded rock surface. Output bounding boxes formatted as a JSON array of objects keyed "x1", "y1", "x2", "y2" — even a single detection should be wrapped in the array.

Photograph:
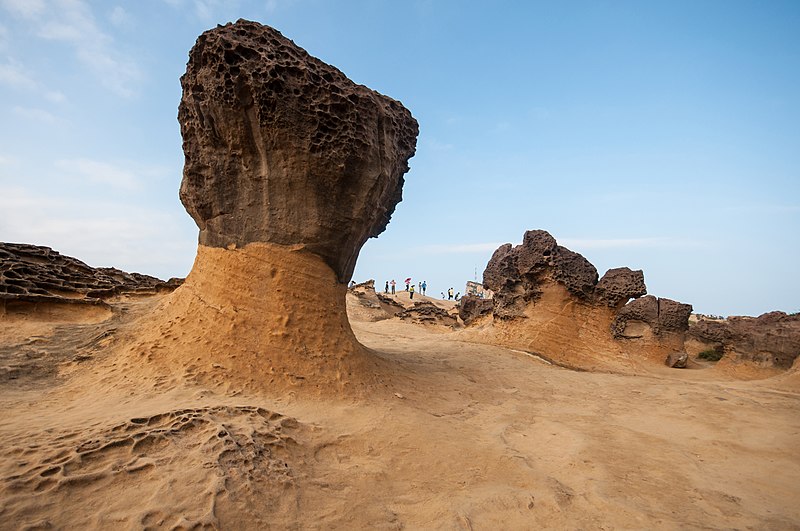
[
  {"x1": 0, "y1": 243, "x2": 181, "y2": 310},
  {"x1": 179, "y1": 19, "x2": 418, "y2": 283},
  {"x1": 458, "y1": 295, "x2": 493, "y2": 325},
  {"x1": 688, "y1": 312, "x2": 800, "y2": 369},
  {"x1": 396, "y1": 302, "x2": 458, "y2": 327},
  {"x1": 611, "y1": 295, "x2": 693, "y2": 339},
  {"x1": 466, "y1": 230, "x2": 693, "y2": 373},
  {"x1": 483, "y1": 231, "x2": 598, "y2": 319},
  {"x1": 595, "y1": 267, "x2": 647, "y2": 309}
]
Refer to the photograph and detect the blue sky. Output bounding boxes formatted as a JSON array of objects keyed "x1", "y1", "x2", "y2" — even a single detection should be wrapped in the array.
[{"x1": 1, "y1": 0, "x2": 798, "y2": 316}]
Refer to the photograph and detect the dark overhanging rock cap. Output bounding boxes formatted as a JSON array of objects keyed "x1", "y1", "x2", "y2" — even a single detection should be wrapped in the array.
[{"x1": 178, "y1": 19, "x2": 418, "y2": 282}]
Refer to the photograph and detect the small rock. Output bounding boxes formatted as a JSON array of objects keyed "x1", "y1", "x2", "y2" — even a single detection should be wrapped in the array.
[{"x1": 665, "y1": 352, "x2": 688, "y2": 368}]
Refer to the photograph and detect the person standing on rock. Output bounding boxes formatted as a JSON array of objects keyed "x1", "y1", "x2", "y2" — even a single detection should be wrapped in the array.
[
  {"x1": 385, "y1": 281, "x2": 389, "y2": 293},
  {"x1": 390, "y1": 279, "x2": 396, "y2": 295},
  {"x1": 405, "y1": 278, "x2": 411, "y2": 291},
  {"x1": 410, "y1": 284, "x2": 415, "y2": 300},
  {"x1": 448, "y1": 287, "x2": 454, "y2": 300},
  {"x1": 421, "y1": 280, "x2": 427, "y2": 296}
]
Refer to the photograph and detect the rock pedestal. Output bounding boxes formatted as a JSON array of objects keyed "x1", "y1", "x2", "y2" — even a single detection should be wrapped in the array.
[{"x1": 136, "y1": 20, "x2": 417, "y2": 392}]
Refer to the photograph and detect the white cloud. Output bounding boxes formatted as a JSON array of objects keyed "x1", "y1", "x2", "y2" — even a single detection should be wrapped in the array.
[
  {"x1": 0, "y1": 60, "x2": 38, "y2": 90},
  {"x1": 412, "y1": 237, "x2": 702, "y2": 256},
  {"x1": 416, "y1": 242, "x2": 504, "y2": 255},
  {"x1": 560, "y1": 237, "x2": 697, "y2": 249},
  {"x1": 12, "y1": 105, "x2": 58, "y2": 123},
  {"x1": 45, "y1": 90, "x2": 66, "y2": 103},
  {"x1": 16, "y1": 0, "x2": 143, "y2": 98},
  {"x1": 1, "y1": 0, "x2": 46, "y2": 19},
  {"x1": 0, "y1": 23, "x2": 8, "y2": 50},
  {"x1": 109, "y1": 5, "x2": 129, "y2": 27},
  {"x1": 0, "y1": 185, "x2": 196, "y2": 277},
  {"x1": 54, "y1": 158, "x2": 142, "y2": 190}
]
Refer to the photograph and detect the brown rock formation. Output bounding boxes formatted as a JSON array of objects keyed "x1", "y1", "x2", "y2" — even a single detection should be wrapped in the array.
[
  {"x1": 462, "y1": 230, "x2": 692, "y2": 372},
  {"x1": 396, "y1": 302, "x2": 458, "y2": 327},
  {"x1": 688, "y1": 312, "x2": 800, "y2": 369},
  {"x1": 0, "y1": 243, "x2": 181, "y2": 317},
  {"x1": 178, "y1": 19, "x2": 417, "y2": 283},
  {"x1": 611, "y1": 295, "x2": 692, "y2": 339},
  {"x1": 595, "y1": 267, "x2": 647, "y2": 309},
  {"x1": 458, "y1": 295, "x2": 493, "y2": 325},
  {"x1": 127, "y1": 20, "x2": 417, "y2": 393},
  {"x1": 483, "y1": 230, "x2": 598, "y2": 319}
]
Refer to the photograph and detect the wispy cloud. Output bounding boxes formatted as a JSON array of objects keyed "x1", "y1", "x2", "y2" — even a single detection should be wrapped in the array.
[
  {"x1": 412, "y1": 237, "x2": 702, "y2": 256},
  {"x1": 560, "y1": 237, "x2": 703, "y2": 250},
  {"x1": 0, "y1": 0, "x2": 45, "y2": 18},
  {"x1": 1, "y1": 0, "x2": 142, "y2": 98},
  {"x1": 108, "y1": 5, "x2": 130, "y2": 27},
  {"x1": 0, "y1": 60, "x2": 38, "y2": 90},
  {"x1": 0, "y1": 23, "x2": 8, "y2": 50},
  {"x1": 415, "y1": 242, "x2": 504, "y2": 255},
  {"x1": 0, "y1": 185, "x2": 196, "y2": 276},
  {"x1": 54, "y1": 158, "x2": 146, "y2": 190},
  {"x1": 12, "y1": 105, "x2": 58, "y2": 123}
]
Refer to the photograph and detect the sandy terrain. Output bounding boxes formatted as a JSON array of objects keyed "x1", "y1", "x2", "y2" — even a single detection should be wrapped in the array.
[{"x1": 1, "y1": 292, "x2": 799, "y2": 530}]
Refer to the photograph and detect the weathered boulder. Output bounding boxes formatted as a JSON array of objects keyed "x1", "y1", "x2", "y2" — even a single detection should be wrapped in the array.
[
  {"x1": 483, "y1": 230, "x2": 598, "y2": 319},
  {"x1": 595, "y1": 267, "x2": 646, "y2": 309},
  {"x1": 665, "y1": 351, "x2": 689, "y2": 368},
  {"x1": 688, "y1": 312, "x2": 800, "y2": 369},
  {"x1": 612, "y1": 295, "x2": 693, "y2": 339},
  {"x1": 458, "y1": 295, "x2": 493, "y2": 325},
  {"x1": 178, "y1": 20, "x2": 418, "y2": 283}
]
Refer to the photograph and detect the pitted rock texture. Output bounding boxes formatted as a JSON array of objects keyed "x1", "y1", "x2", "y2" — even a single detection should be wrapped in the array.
[
  {"x1": 396, "y1": 302, "x2": 458, "y2": 327},
  {"x1": 595, "y1": 267, "x2": 647, "y2": 309},
  {"x1": 611, "y1": 295, "x2": 693, "y2": 338},
  {"x1": 689, "y1": 312, "x2": 800, "y2": 369},
  {"x1": 483, "y1": 230, "x2": 599, "y2": 319},
  {"x1": 178, "y1": 20, "x2": 418, "y2": 283},
  {"x1": 0, "y1": 243, "x2": 181, "y2": 307},
  {"x1": 458, "y1": 295, "x2": 493, "y2": 325}
]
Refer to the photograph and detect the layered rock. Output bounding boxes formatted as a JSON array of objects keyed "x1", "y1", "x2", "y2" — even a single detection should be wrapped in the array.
[
  {"x1": 131, "y1": 20, "x2": 417, "y2": 392},
  {"x1": 688, "y1": 312, "x2": 800, "y2": 369},
  {"x1": 0, "y1": 243, "x2": 181, "y2": 317},
  {"x1": 463, "y1": 230, "x2": 692, "y2": 372}
]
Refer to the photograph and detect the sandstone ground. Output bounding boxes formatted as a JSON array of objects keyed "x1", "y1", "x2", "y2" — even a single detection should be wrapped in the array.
[{"x1": 1, "y1": 292, "x2": 798, "y2": 529}]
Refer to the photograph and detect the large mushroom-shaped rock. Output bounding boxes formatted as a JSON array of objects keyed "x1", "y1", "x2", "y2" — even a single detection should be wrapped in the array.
[
  {"x1": 129, "y1": 20, "x2": 417, "y2": 393},
  {"x1": 179, "y1": 19, "x2": 417, "y2": 283}
]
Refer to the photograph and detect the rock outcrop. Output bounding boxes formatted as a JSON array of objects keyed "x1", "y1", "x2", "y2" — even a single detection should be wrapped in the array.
[
  {"x1": 396, "y1": 302, "x2": 458, "y2": 327},
  {"x1": 458, "y1": 295, "x2": 493, "y2": 325},
  {"x1": 178, "y1": 20, "x2": 417, "y2": 283},
  {"x1": 128, "y1": 20, "x2": 418, "y2": 393},
  {"x1": 688, "y1": 312, "x2": 800, "y2": 369},
  {"x1": 0, "y1": 243, "x2": 181, "y2": 315},
  {"x1": 462, "y1": 230, "x2": 692, "y2": 372},
  {"x1": 611, "y1": 295, "x2": 693, "y2": 339}
]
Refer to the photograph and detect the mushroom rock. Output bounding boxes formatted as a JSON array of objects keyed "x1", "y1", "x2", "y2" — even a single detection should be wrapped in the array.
[
  {"x1": 463, "y1": 230, "x2": 693, "y2": 373},
  {"x1": 131, "y1": 20, "x2": 417, "y2": 392},
  {"x1": 178, "y1": 20, "x2": 417, "y2": 282}
]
